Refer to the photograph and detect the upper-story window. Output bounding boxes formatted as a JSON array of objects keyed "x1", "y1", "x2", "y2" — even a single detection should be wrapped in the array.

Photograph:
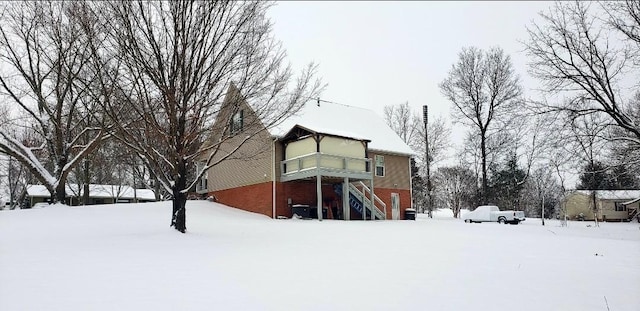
[
  {"x1": 196, "y1": 161, "x2": 208, "y2": 192},
  {"x1": 375, "y1": 155, "x2": 385, "y2": 177},
  {"x1": 230, "y1": 109, "x2": 244, "y2": 134}
]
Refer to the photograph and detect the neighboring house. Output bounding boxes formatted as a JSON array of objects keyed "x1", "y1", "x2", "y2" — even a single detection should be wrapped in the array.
[
  {"x1": 562, "y1": 190, "x2": 640, "y2": 222},
  {"x1": 26, "y1": 184, "x2": 156, "y2": 207},
  {"x1": 200, "y1": 84, "x2": 414, "y2": 220}
]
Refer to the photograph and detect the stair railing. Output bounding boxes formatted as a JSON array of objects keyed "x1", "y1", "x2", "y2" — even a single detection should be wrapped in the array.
[
  {"x1": 354, "y1": 181, "x2": 386, "y2": 219},
  {"x1": 349, "y1": 182, "x2": 385, "y2": 220}
]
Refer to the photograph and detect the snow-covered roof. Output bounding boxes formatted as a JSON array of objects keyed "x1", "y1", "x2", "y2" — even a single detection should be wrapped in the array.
[
  {"x1": 27, "y1": 184, "x2": 156, "y2": 201},
  {"x1": 574, "y1": 190, "x2": 640, "y2": 200},
  {"x1": 270, "y1": 101, "x2": 415, "y2": 156}
]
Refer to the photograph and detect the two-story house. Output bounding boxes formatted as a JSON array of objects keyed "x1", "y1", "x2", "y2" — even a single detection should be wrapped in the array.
[{"x1": 200, "y1": 84, "x2": 414, "y2": 220}]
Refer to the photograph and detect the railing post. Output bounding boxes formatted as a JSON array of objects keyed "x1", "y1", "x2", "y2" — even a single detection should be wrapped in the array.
[
  {"x1": 316, "y1": 153, "x2": 322, "y2": 221},
  {"x1": 370, "y1": 178, "x2": 375, "y2": 220},
  {"x1": 362, "y1": 182, "x2": 366, "y2": 221}
]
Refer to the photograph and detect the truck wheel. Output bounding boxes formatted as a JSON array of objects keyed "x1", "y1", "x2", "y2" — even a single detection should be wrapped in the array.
[{"x1": 498, "y1": 217, "x2": 506, "y2": 224}]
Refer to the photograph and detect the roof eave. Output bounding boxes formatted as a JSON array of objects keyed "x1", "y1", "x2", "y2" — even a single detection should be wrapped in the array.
[{"x1": 368, "y1": 148, "x2": 415, "y2": 157}]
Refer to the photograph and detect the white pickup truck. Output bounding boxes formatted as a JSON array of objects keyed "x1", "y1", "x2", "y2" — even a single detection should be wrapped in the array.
[{"x1": 462, "y1": 205, "x2": 526, "y2": 224}]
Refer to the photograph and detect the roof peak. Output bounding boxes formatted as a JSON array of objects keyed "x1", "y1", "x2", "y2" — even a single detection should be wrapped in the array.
[{"x1": 270, "y1": 98, "x2": 414, "y2": 156}]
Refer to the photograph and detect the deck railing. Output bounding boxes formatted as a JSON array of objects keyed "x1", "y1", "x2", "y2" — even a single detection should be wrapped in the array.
[{"x1": 281, "y1": 152, "x2": 371, "y2": 178}]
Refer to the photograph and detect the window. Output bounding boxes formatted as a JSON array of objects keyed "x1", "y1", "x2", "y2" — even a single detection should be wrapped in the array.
[
  {"x1": 196, "y1": 162, "x2": 208, "y2": 192},
  {"x1": 375, "y1": 155, "x2": 385, "y2": 177},
  {"x1": 230, "y1": 109, "x2": 244, "y2": 134},
  {"x1": 615, "y1": 202, "x2": 627, "y2": 212}
]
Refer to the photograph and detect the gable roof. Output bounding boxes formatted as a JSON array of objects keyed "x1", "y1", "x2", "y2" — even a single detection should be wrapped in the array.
[
  {"x1": 27, "y1": 184, "x2": 156, "y2": 201},
  {"x1": 280, "y1": 124, "x2": 371, "y2": 144},
  {"x1": 271, "y1": 100, "x2": 414, "y2": 156}
]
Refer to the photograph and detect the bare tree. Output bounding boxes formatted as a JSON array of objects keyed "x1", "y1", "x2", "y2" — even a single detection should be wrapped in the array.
[
  {"x1": 414, "y1": 115, "x2": 452, "y2": 168},
  {"x1": 490, "y1": 113, "x2": 549, "y2": 209},
  {"x1": 562, "y1": 112, "x2": 610, "y2": 224},
  {"x1": 525, "y1": 1, "x2": 640, "y2": 147},
  {"x1": 523, "y1": 166, "x2": 562, "y2": 225},
  {"x1": 0, "y1": 1, "x2": 106, "y2": 203},
  {"x1": 383, "y1": 102, "x2": 451, "y2": 164},
  {"x1": 434, "y1": 166, "x2": 476, "y2": 218},
  {"x1": 96, "y1": 1, "x2": 321, "y2": 232},
  {"x1": 2, "y1": 154, "x2": 31, "y2": 209},
  {"x1": 384, "y1": 102, "x2": 421, "y2": 146},
  {"x1": 440, "y1": 46, "x2": 523, "y2": 204},
  {"x1": 415, "y1": 114, "x2": 451, "y2": 216},
  {"x1": 383, "y1": 102, "x2": 451, "y2": 214}
]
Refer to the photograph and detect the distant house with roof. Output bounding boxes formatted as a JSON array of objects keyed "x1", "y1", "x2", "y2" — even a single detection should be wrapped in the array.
[
  {"x1": 26, "y1": 184, "x2": 157, "y2": 207},
  {"x1": 198, "y1": 84, "x2": 414, "y2": 220},
  {"x1": 561, "y1": 190, "x2": 640, "y2": 222}
]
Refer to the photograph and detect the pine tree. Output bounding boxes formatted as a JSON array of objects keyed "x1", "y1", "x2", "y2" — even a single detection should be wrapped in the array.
[{"x1": 488, "y1": 153, "x2": 526, "y2": 210}]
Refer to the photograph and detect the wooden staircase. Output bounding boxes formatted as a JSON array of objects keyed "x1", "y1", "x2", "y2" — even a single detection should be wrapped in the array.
[{"x1": 333, "y1": 182, "x2": 386, "y2": 220}]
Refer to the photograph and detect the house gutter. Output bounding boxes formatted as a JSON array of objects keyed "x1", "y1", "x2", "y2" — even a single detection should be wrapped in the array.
[
  {"x1": 408, "y1": 157, "x2": 413, "y2": 212},
  {"x1": 272, "y1": 136, "x2": 277, "y2": 219}
]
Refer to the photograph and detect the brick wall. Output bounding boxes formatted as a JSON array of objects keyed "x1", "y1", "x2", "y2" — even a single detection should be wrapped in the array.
[
  {"x1": 276, "y1": 181, "x2": 341, "y2": 218},
  {"x1": 373, "y1": 188, "x2": 412, "y2": 220},
  {"x1": 211, "y1": 182, "x2": 274, "y2": 217},
  {"x1": 211, "y1": 181, "x2": 412, "y2": 220},
  {"x1": 211, "y1": 181, "x2": 341, "y2": 219}
]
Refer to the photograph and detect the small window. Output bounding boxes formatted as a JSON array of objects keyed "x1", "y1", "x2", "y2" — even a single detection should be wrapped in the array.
[
  {"x1": 375, "y1": 155, "x2": 385, "y2": 177},
  {"x1": 196, "y1": 162, "x2": 208, "y2": 192},
  {"x1": 615, "y1": 202, "x2": 627, "y2": 212},
  {"x1": 230, "y1": 109, "x2": 244, "y2": 134}
]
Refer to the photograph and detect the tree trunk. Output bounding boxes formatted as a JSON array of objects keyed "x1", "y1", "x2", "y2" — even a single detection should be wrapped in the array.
[
  {"x1": 55, "y1": 182, "x2": 66, "y2": 204},
  {"x1": 541, "y1": 194, "x2": 545, "y2": 226},
  {"x1": 83, "y1": 159, "x2": 90, "y2": 205},
  {"x1": 171, "y1": 191, "x2": 187, "y2": 233},
  {"x1": 8, "y1": 156, "x2": 14, "y2": 208},
  {"x1": 480, "y1": 131, "x2": 488, "y2": 204},
  {"x1": 171, "y1": 162, "x2": 188, "y2": 233},
  {"x1": 591, "y1": 190, "x2": 598, "y2": 227},
  {"x1": 83, "y1": 183, "x2": 90, "y2": 205},
  {"x1": 154, "y1": 181, "x2": 161, "y2": 201}
]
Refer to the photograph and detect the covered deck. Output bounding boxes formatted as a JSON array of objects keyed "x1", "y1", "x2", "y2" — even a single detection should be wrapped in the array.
[{"x1": 279, "y1": 125, "x2": 386, "y2": 220}]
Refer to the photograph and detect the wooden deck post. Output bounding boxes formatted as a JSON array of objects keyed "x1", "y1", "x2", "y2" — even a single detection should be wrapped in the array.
[
  {"x1": 316, "y1": 152, "x2": 323, "y2": 221},
  {"x1": 316, "y1": 174, "x2": 322, "y2": 221},
  {"x1": 343, "y1": 177, "x2": 350, "y2": 220}
]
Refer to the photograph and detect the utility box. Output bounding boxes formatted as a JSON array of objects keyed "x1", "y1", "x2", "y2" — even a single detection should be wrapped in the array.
[
  {"x1": 405, "y1": 208, "x2": 416, "y2": 220},
  {"x1": 291, "y1": 204, "x2": 311, "y2": 218}
]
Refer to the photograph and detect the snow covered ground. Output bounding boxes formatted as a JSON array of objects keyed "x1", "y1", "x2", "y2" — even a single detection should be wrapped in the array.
[{"x1": 1, "y1": 201, "x2": 638, "y2": 311}]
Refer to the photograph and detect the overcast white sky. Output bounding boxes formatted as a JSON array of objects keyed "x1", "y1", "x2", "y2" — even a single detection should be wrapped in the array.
[{"x1": 268, "y1": 1, "x2": 553, "y2": 149}]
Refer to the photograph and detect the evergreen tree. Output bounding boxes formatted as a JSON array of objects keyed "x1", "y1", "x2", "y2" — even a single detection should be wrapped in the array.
[
  {"x1": 488, "y1": 153, "x2": 526, "y2": 210},
  {"x1": 410, "y1": 158, "x2": 427, "y2": 213},
  {"x1": 610, "y1": 164, "x2": 639, "y2": 190},
  {"x1": 576, "y1": 161, "x2": 615, "y2": 190}
]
